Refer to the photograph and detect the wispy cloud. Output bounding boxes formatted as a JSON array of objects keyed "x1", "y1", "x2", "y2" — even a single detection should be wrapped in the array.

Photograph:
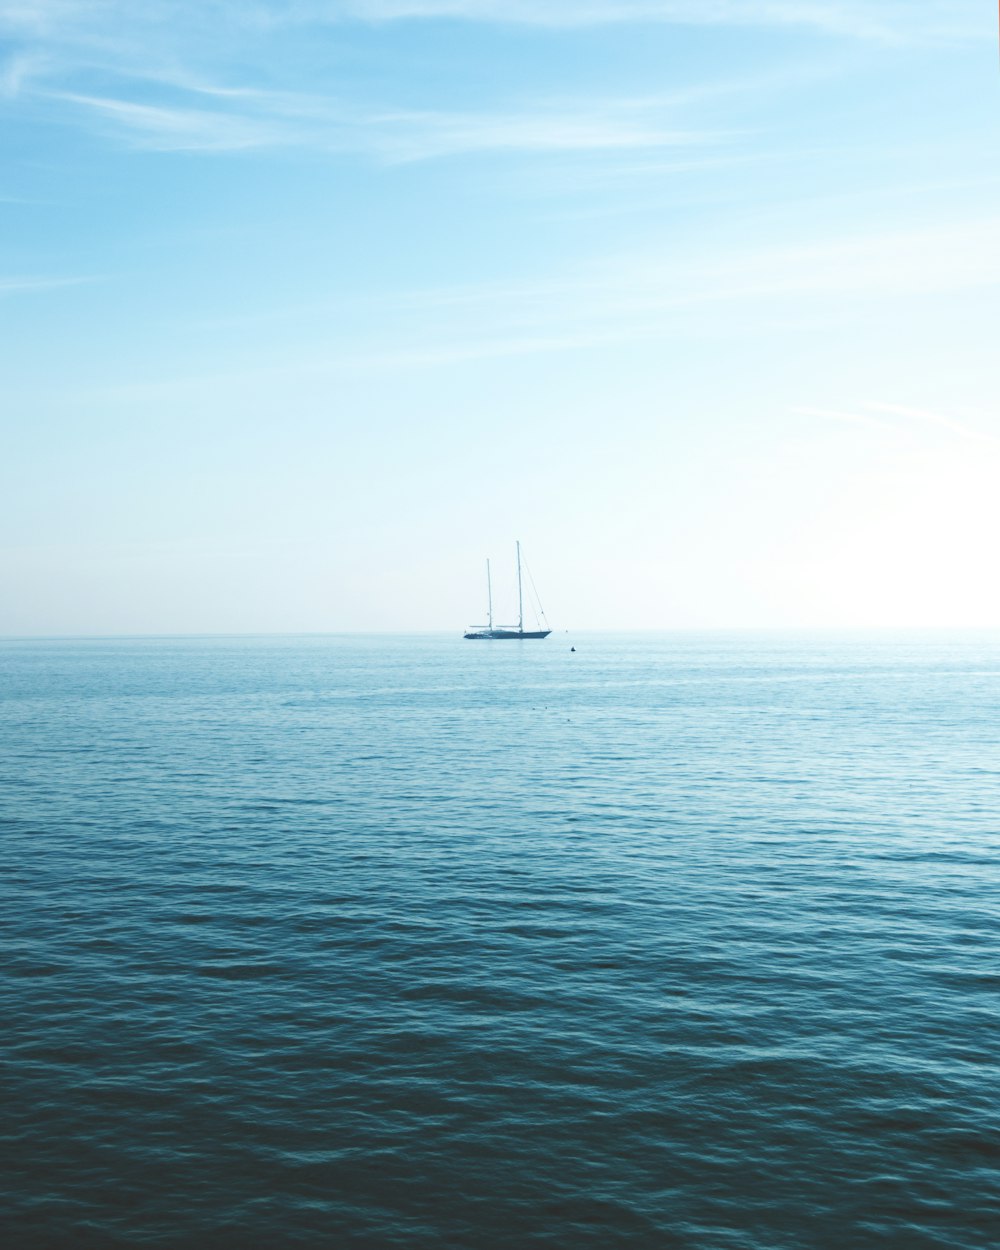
[
  {"x1": 795, "y1": 400, "x2": 1000, "y2": 449},
  {"x1": 0, "y1": 1, "x2": 740, "y2": 158},
  {"x1": 0, "y1": 274, "x2": 90, "y2": 295},
  {"x1": 31, "y1": 76, "x2": 728, "y2": 158},
  {"x1": 125, "y1": 211, "x2": 1000, "y2": 384},
  {"x1": 51, "y1": 91, "x2": 288, "y2": 151},
  {"x1": 370, "y1": 106, "x2": 713, "y2": 162},
  {"x1": 267, "y1": 212, "x2": 1000, "y2": 325},
  {"x1": 0, "y1": 1, "x2": 986, "y2": 41},
  {"x1": 864, "y1": 401, "x2": 1000, "y2": 447},
  {"x1": 692, "y1": 218, "x2": 1000, "y2": 300},
  {"x1": 0, "y1": 0, "x2": 985, "y2": 162},
  {"x1": 793, "y1": 405, "x2": 905, "y2": 436},
  {"x1": 373, "y1": 212, "x2": 1000, "y2": 356},
  {"x1": 341, "y1": 1, "x2": 986, "y2": 42}
]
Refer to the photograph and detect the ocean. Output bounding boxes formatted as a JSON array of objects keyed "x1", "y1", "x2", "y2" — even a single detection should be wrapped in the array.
[{"x1": 2, "y1": 632, "x2": 998, "y2": 1248}]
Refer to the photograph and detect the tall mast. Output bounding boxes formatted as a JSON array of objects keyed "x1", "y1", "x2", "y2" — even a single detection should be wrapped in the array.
[
  {"x1": 486, "y1": 559, "x2": 493, "y2": 631},
  {"x1": 516, "y1": 540, "x2": 523, "y2": 633}
]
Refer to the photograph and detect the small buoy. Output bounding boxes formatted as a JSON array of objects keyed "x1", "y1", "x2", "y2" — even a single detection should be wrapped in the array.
[{"x1": 570, "y1": 646, "x2": 576, "y2": 652}]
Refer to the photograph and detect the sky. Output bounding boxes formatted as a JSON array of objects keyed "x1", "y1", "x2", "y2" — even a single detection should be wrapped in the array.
[{"x1": 1, "y1": 0, "x2": 998, "y2": 634}]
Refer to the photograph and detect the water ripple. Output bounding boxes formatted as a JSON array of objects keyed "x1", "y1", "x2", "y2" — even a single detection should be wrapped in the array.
[{"x1": 2, "y1": 633, "x2": 999, "y2": 1248}]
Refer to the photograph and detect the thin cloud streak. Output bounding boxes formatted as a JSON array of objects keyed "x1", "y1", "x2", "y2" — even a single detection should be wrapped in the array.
[
  {"x1": 72, "y1": 212, "x2": 1000, "y2": 400},
  {"x1": 795, "y1": 402, "x2": 1000, "y2": 451},
  {"x1": 5, "y1": 1, "x2": 979, "y2": 162},
  {"x1": 370, "y1": 108, "x2": 715, "y2": 163},
  {"x1": 0, "y1": 1, "x2": 986, "y2": 41},
  {"x1": 2, "y1": 9, "x2": 746, "y2": 160},
  {"x1": 188, "y1": 212, "x2": 1000, "y2": 334},
  {"x1": 0, "y1": 2, "x2": 987, "y2": 119},
  {"x1": 0, "y1": 0, "x2": 987, "y2": 170},
  {"x1": 793, "y1": 405, "x2": 906, "y2": 436},
  {"x1": 37, "y1": 82, "x2": 727, "y2": 158},
  {"x1": 325, "y1": 1, "x2": 988, "y2": 42},
  {"x1": 52, "y1": 92, "x2": 287, "y2": 151},
  {"x1": 179, "y1": 212, "x2": 996, "y2": 332},
  {"x1": 865, "y1": 401, "x2": 1000, "y2": 448},
  {"x1": 0, "y1": 274, "x2": 91, "y2": 295},
  {"x1": 689, "y1": 219, "x2": 1000, "y2": 299}
]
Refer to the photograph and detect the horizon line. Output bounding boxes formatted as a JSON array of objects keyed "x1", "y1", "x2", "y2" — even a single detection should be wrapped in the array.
[{"x1": 4, "y1": 625, "x2": 1000, "y2": 642}]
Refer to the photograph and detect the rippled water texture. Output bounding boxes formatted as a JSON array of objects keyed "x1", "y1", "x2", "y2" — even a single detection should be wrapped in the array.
[{"x1": 2, "y1": 633, "x2": 999, "y2": 1248}]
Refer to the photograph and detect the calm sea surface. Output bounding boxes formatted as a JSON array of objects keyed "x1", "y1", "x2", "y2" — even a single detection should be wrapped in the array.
[{"x1": 2, "y1": 633, "x2": 999, "y2": 1248}]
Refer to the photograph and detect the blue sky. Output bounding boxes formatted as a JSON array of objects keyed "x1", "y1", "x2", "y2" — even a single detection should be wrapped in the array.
[{"x1": 2, "y1": 0, "x2": 998, "y2": 633}]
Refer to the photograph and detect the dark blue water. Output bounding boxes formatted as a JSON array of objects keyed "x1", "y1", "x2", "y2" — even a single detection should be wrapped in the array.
[{"x1": 2, "y1": 633, "x2": 999, "y2": 1248}]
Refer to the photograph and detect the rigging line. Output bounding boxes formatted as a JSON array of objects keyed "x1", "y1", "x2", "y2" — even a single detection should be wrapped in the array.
[{"x1": 522, "y1": 555, "x2": 548, "y2": 627}]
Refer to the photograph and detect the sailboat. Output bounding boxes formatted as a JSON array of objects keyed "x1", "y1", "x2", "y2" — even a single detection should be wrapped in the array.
[{"x1": 464, "y1": 542, "x2": 551, "y2": 640}]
